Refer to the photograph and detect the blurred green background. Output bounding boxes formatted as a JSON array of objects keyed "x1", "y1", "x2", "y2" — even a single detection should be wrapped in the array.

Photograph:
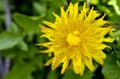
[{"x1": 0, "y1": 0, "x2": 120, "y2": 79}]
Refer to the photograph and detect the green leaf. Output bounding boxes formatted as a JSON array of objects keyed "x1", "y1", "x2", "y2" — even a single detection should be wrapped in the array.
[
  {"x1": 62, "y1": 69, "x2": 80, "y2": 79},
  {"x1": 9, "y1": 22, "x2": 22, "y2": 35},
  {"x1": 80, "y1": 69, "x2": 94, "y2": 79},
  {"x1": 5, "y1": 61, "x2": 35, "y2": 79},
  {"x1": 0, "y1": 14, "x2": 4, "y2": 21},
  {"x1": 108, "y1": 13, "x2": 120, "y2": 22},
  {"x1": 70, "y1": 0, "x2": 84, "y2": 3},
  {"x1": 17, "y1": 40, "x2": 28, "y2": 51},
  {"x1": 26, "y1": 45, "x2": 38, "y2": 58},
  {"x1": 110, "y1": 30, "x2": 120, "y2": 42},
  {"x1": 33, "y1": 2, "x2": 46, "y2": 16},
  {"x1": 90, "y1": 0, "x2": 99, "y2": 5},
  {"x1": 31, "y1": 54, "x2": 44, "y2": 69},
  {"x1": 62, "y1": 69, "x2": 94, "y2": 79},
  {"x1": 26, "y1": 31, "x2": 34, "y2": 42},
  {"x1": 0, "y1": 0, "x2": 4, "y2": 12},
  {"x1": 108, "y1": 0, "x2": 120, "y2": 16},
  {"x1": 47, "y1": 70, "x2": 60, "y2": 79},
  {"x1": 13, "y1": 13, "x2": 40, "y2": 34},
  {"x1": 2, "y1": 49, "x2": 16, "y2": 58},
  {"x1": 102, "y1": 53, "x2": 120, "y2": 79},
  {"x1": 107, "y1": 0, "x2": 120, "y2": 22},
  {"x1": 0, "y1": 32, "x2": 21, "y2": 50},
  {"x1": 44, "y1": 0, "x2": 67, "y2": 22}
]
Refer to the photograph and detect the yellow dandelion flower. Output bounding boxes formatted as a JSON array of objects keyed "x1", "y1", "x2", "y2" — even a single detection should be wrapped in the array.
[{"x1": 39, "y1": 2, "x2": 115, "y2": 76}]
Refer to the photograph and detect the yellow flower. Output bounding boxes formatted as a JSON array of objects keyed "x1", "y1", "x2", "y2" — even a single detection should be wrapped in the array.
[{"x1": 39, "y1": 2, "x2": 115, "y2": 76}]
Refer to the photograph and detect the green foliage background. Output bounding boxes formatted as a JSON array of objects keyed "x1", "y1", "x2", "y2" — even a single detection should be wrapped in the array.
[{"x1": 0, "y1": 0, "x2": 120, "y2": 79}]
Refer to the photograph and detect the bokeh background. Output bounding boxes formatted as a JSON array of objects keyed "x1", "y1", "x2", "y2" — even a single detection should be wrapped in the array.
[{"x1": 0, "y1": 0, "x2": 120, "y2": 79}]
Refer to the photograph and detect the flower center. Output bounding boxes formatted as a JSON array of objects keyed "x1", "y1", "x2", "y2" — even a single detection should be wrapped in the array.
[{"x1": 66, "y1": 31, "x2": 81, "y2": 46}]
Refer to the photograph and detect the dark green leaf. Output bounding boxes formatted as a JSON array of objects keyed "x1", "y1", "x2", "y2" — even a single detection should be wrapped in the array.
[
  {"x1": 62, "y1": 68, "x2": 94, "y2": 79},
  {"x1": 0, "y1": 0, "x2": 4, "y2": 12},
  {"x1": 47, "y1": 70, "x2": 60, "y2": 79},
  {"x1": 102, "y1": 53, "x2": 120, "y2": 79},
  {"x1": 5, "y1": 61, "x2": 35, "y2": 79}
]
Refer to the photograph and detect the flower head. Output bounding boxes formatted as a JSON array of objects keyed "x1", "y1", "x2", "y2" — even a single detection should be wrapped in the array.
[{"x1": 39, "y1": 2, "x2": 114, "y2": 76}]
